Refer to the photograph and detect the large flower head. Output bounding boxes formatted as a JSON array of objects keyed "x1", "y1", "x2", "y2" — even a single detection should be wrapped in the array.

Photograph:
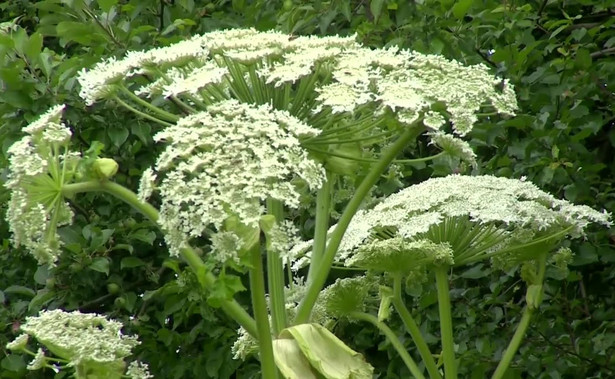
[
  {"x1": 330, "y1": 175, "x2": 611, "y2": 270},
  {"x1": 5, "y1": 105, "x2": 80, "y2": 265},
  {"x1": 140, "y1": 99, "x2": 325, "y2": 256},
  {"x1": 78, "y1": 29, "x2": 517, "y2": 171}
]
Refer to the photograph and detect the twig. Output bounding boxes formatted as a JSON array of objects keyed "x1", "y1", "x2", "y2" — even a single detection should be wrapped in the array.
[{"x1": 591, "y1": 47, "x2": 615, "y2": 58}]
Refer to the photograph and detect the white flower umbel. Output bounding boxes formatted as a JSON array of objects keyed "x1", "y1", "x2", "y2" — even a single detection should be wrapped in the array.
[
  {"x1": 126, "y1": 361, "x2": 154, "y2": 379},
  {"x1": 5, "y1": 105, "x2": 79, "y2": 266},
  {"x1": 336, "y1": 175, "x2": 611, "y2": 266},
  {"x1": 20, "y1": 310, "x2": 139, "y2": 366},
  {"x1": 146, "y1": 99, "x2": 325, "y2": 256}
]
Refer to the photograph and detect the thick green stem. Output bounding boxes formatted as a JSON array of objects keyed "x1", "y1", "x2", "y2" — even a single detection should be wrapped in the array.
[
  {"x1": 266, "y1": 198, "x2": 287, "y2": 335},
  {"x1": 434, "y1": 266, "x2": 457, "y2": 379},
  {"x1": 306, "y1": 173, "x2": 333, "y2": 283},
  {"x1": 295, "y1": 125, "x2": 419, "y2": 324},
  {"x1": 392, "y1": 274, "x2": 442, "y2": 379},
  {"x1": 61, "y1": 180, "x2": 257, "y2": 337},
  {"x1": 248, "y1": 242, "x2": 279, "y2": 379},
  {"x1": 350, "y1": 311, "x2": 426, "y2": 379},
  {"x1": 491, "y1": 253, "x2": 548, "y2": 379}
]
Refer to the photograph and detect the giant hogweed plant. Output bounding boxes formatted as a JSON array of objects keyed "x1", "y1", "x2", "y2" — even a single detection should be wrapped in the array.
[{"x1": 4, "y1": 29, "x2": 611, "y2": 378}]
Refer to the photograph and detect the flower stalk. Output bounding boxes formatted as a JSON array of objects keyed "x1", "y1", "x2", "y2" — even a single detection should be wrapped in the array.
[
  {"x1": 248, "y1": 240, "x2": 279, "y2": 379},
  {"x1": 392, "y1": 273, "x2": 442, "y2": 379},
  {"x1": 491, "y1": 253, "x2": 548, "y2": 379},
  {"x1": 349, "y1": 311, "x2": 426, "y2": 379},
  {"x1": 435, "y1": 266, "x2": 457, "y2": 379},
  {"x1": 296, "y1": 123, "x2": 421, "y2": 324},
  {"x1": 62, "y1": 180, "x2": 258, "y2": 338}
]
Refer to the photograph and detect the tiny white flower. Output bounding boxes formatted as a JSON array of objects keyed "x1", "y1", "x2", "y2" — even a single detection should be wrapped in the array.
[
  {"x1": 26, "y1": 348, "x2": 46, "y2": 370},
  {"x1": 6, "y1": 334, "x2": 28, "y2": 351}
]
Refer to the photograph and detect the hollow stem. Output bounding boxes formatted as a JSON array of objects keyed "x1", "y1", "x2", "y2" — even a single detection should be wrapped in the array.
[
  {"x1": 248, "y1": 241, "x2": 279, "y2": 379},
  {"x1": 392, "y1": 274, "x2": 442, "y2": 379},
  {"x1": 307, "y1": 173, "x2": 333, "y2": 282},
  {"x1": 349, "y1": 311, "x2": 426, "y2": 379},
  {"x1": 434, "y1": 266, "x2": 457, "y2": 379},
  {"x1": 266, "y1": 198, "x2": 288, "y2": 335}
]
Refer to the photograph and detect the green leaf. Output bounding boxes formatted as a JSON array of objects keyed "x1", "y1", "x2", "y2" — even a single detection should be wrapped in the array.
[
  {"x1": 370, "y1": 0, "x2": 385, "y2": 23},
  {"x1": 1, "y1": 354, "x2": 26, "y2": 372},
  {"x1": 89, "y1": 257, "x2": 110, "y2": 276},
  {"x1": 25, "y1": 32, "x2": 43, "y2": 61},
  {"x1": 273, "y1": 339, "x2": 320, "y2": 379},
  {"x1": 120, "y1": 256, "x2": 145, "y2": 269},
  {"x1": 279, "y1": 324, "x2": 374, "y2": 379},
  {"x1": 97, "y1": 0, "x2": 118, "y2": 12},
  {"x1": 452, "y1": 0, "x2": 473, "y2": 19},
  {"x1": 28, "y1": 289, "x2": 56, "y2": 311},
  {"x1": 33, "y1": 265, "x2": 49, "y2": 285},
  {"x1": 459, "y1": 264, "x2": 488, "y2": 279},
  {"x1": 108, "y1": 127, "x2": 129, "y2": 147},
  {"x1": 4, "y1": 285, "x2": 36, "y2": 298}
]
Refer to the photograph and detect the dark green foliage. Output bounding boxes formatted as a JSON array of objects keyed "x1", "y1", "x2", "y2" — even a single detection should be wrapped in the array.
[{"x1": 1, "y1": 0, "x2": 613, "y2": 378}]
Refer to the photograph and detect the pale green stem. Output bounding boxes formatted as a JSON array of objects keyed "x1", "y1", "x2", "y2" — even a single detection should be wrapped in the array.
[
  {"x1": 61, "y1": 180, "x2": 257, "y2": 337},
  {"x1": 266, "y1": 198, "x2": 287, "y2": 335},
  {"x1": 113, "y1": 96, "x2": 174, "y2": 127},
  {"x1": 169, "y1": 94, "x2": 198, "y2": 114},
  {"x1": 349, "y1": 311, "x2": 426, "y2": 379},
  {"x1": 118, "y1": 86, "x2": 179, "y2": 122},
  {"x1": 295, "y1": 125, "x2": 420, "y2": 324},
  {"x1": 434, "y1": 266, "x2": 457, "y2": 379},
  {"x1": 248, "y1": 241, "x2": 280, "y2": 379},
  {"x1": 307, "y1": 172, "x2": 333, "y2": 283},
  {"x1": 392, "y1": 274, "x2": 442, "y2": 379},
  {"x1": 491, "y1": 253, "x2": 547, "y2": 379}
]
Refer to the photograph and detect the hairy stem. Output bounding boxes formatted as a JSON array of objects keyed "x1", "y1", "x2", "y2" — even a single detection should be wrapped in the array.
[
  {"x1": 350, "y1": 311, "x2": 426, "y2": 379},
  {"x1": 248, "y1": 241, "x2": 280, "y2": 379},
  {"x1": 392, "y1": 274, "x2": 442, "y2": 379},
  {"x1": 434, "y1": 266, "x2": 457, "y2": 379},
  {"x1": 491, "y1": 253, "x2": 547, "y2": 379},
  {"x1": 62, "y1": 180, "x2": 257, "y2": 337},
  {"x1": 295, "y1": 125, "x2": 420, "y2": 324}
]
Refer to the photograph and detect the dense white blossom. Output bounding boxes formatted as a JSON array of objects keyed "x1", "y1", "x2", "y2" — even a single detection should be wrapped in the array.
[
  {"x1": 137, "y1": 167, "x2": 157, "y2": 202},
  {"x1": 19, "y1": 310, "x2": 140, "y2": 365},
  {"x1": 5, "y1": 105, "x2": 78, "y2": 265},
  {"x1": 27, "y1": 348, "x2": 46, "y2": 370},
  {"x1": 336, "y1": 175, "x2": 611, "y2": 265},
  {"x1": 6, "y1": 334, "x2": 28, "y2": 351},
  {"x1": 428, "y1": 131, "x2": 477, "y2": 167},
  {"x1": 146, "y1": 99, "x2": 325, "y2": 256}
]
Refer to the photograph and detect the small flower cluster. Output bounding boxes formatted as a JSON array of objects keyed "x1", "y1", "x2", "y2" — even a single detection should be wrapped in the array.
[
  {"x1": 5, "y1": 105, "x2": 79, "y2": 265},
  {"x1": 6, "y1": 309, "x2": 152, "y2": 378},
  {"x1": 140, "y1": 99, "x2": 325, "y2": 257}
]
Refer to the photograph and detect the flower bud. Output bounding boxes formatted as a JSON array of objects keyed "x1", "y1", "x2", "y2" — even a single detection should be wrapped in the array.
[{"x1": 92, "y1": 158, "x2": 118, "y2": 180}]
